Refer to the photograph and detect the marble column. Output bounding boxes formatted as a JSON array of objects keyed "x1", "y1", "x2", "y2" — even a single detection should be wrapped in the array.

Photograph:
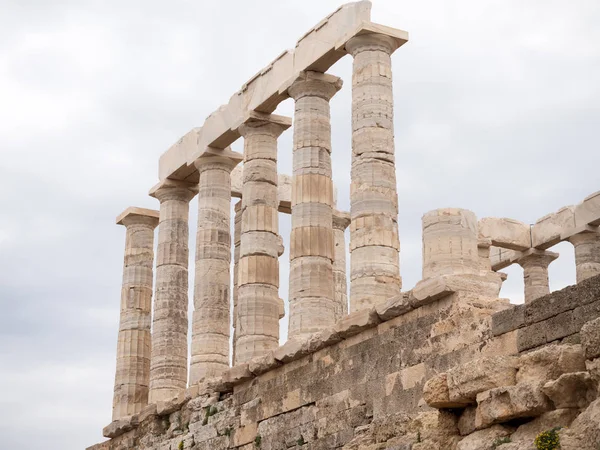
[
  {"x1": 287, "y1": 71, "x2": 342, "y2": 340},
  {"x1": 333, "y1": 210, "x2": 351, "y2": 319},
  {"x1": 113, "y1": 207, "x2": 159, "y2": 420},
  {"x1": 566, "y1": 228, "x2": 600, "y2": 283},
  {"x1": 147, "y1": 180, "x2": 196, "y2": 404},
  {"x1": 189, "y1": 149, "x2": 242, "y2": 385},
  {"x1": 232, "y1": 200, "x2": 242, "y2": 364},
  {"x1": 517, "y1": 249, "x2": 558, "y2": 303},
  {"x1": 346, "y1": 33, "x2": 402, "y2": 311},
  {"x1": 236, "y1": 115, "x2": 290, "y2": 363},
  {"x1": 422, "y1": 208, "x2": 479, "y2": 279}
]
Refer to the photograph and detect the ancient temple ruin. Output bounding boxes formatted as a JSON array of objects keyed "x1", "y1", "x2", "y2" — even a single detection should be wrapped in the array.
[{"x1": 90, "y1": 2, "x2": 600, "y2": 449}]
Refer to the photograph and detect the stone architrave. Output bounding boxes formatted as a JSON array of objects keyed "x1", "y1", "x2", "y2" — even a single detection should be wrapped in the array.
[
  {"x1": 147, "y1": 180, "x2": 197, "y2": 404},
  {"x1": 232, "y1": 200, "x2": 242, "y2": 364},
  {"x1": 333, "y1": 210, "x2": 351, "y2": 319},
  {"x1": 564, "y1": 227, "x2": 600, "y2": 283},
  {"x1": 346, "y1": 33, "x2": 402, "y2": 311},
  {"x1": 287, "y1": 71, "x2": 342, "y2": 340},
  {"x1": 112, "y1": 207, "x2": 159, "y2": 420},
  {"x1": 235, "y1": 114, "x2": 290, "y2": 364},
  {"x1": 517, "y1": 249, "x2": 558, "y2": 303},
  {"x1": 189, "y1": 148, "x2": 242, "y2": 385}
]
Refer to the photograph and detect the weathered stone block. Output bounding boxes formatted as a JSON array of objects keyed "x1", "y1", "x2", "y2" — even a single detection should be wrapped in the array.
[
  {"x1": 581, "y1": 317, "x2": 600, "y2": 359},
  {"x1": 510, "y1": 408, "x2": 579, "y2": 445},
  {"x1": 447, "y1": 356, "x2": 518, "y2": 403},
  {"x1": 456, "y1": 425, "x2": 514, "y2": 450},
  {"x1": 542, "y1": 372, "x2": 597, "y2": 409},
  {"x1": 102, "y1": 415, "x2": 139, "y2": 439},
  {"x1": 409, "y1": 277, "x2": 454, "y2": 308},
  {"x1": 517, "y1": 344, "x2": 586, "y2": 384},
  {"x1": 302, "y1": 327, "x2": 342, "y2": 353},
  {"x1": 248, "y1": 352, "x2": 281, "y2": 376},
  {"x1": 457, "y1": 406, "x2": 478, "y2": 436},
  {"x1": 273, "y1": 338, "x2": 308, "y2": 363},
  {"x1": 475, "y1": 382, "x2": 553, "y2": 428},
  {"x1": 223, "y1": 363, "x2": 254, "y2": 385},
  {"x1": 334, "y1": 307, "x2": 381, "y2": 339},
  {"x1": 423, "y1": 373, "x2": 471, "y2": 409},
  {"x1": 559, "y1": 398, "x2": 600, "y2": 449},
  {"x1": 375, "y1": 292, "x2": 412, "y2": 321},
  {"x1": 517, "y1": 322, "x2": 547, "y2": 352},
  {"x1": 492, "y1": 305, "x2": 525, "y2": 337}
]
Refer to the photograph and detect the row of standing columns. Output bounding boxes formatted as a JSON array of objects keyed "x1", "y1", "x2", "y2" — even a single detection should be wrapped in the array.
[{"x1": 110, "y1": 32, "x2": 406, "y2": 420}]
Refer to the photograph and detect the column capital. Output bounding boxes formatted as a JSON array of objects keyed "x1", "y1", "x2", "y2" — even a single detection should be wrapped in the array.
[
  {"x1": 516, "y1": 249, "x2": 559, "y2": 268},
  {"x1": 287, "y1": 71, "x2": 343, "y2": 102},
  {"x1": 116, "y1": 207, "x2": 160, "y2": 228},
  {"x1": 193, "y1": 146, "x2": 243, "y2": 174},
  {"x1": 333, "y1": 210, "x2": 351, "y2": 231},
  {"x1": 149, "y1": 179, "x2": 198, "y2": 203},
  {"x1": 345, "y1": 33, "x2": 398, "y2": 56},
  {"x1": 238, "y1": 112, "x2": 292, "y2": 139}
]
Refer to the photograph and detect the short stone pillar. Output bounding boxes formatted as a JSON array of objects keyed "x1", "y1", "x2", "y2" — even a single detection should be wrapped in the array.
[
  {"x1": 147, "y1": 180, "x2": 196, "y2": 404},
  {"x1": 333, "y1": 210, "x2": 351, "y2": 319},
  {"x1": 190, "y1": 149, "x2": 242, "y2": 385},
  {"x1": 235, "y1": 115, "x2": 290, "y2": 364},
  {"x1": 287, "y1": 71, "x2": 342, "y2": 340},
  {"x1": 517, "y1": 249, "x2": 558, "y2": 303},
  {"x1": 564, "y1": 227, "x2": 600, "y2": 283},
  {"x1": 113, "y1": 207, "x2": 159, "y2": 420},
  {"x1": 232, "y1": 200, "x2": 242, "y2": 364},
  {"x1": 422, "y1": 208, "x2": 479, "y2": 279},
  {"x1": 346, "y1": 33, "x2": 402, "y2": 310}
]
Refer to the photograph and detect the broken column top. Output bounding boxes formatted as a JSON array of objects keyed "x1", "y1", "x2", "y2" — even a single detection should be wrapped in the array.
[{"x1": 116, "y1": 207, "x2": 160, "y2": 227}]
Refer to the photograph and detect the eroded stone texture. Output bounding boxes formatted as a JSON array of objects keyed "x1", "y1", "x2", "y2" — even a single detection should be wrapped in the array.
[
  {"x1": 287, "y1": 71, "x2": 342, "y2": 340},
  {"x1": 190, "y1": 150, "x2": 242, "y2": 384},
  {"x1": 232, "y1": 200, "x2": 241, "y2": 364},
  {"x1": 148, "y1": 180, "x2": 197, "y2": 404},
  {"x1": 236, "y1": 115, "x2": 290, "y2": 363},
  {"x1": 333, "y1": 209, "x2": 351, "y2": 319},
  {"x1": 113, "y1": 207, "x2": 159, "y2": 420},
  {"x1": 347, "y1": 33, "x2": 402, "y2": 311},
  {"x1": 516, "y1": 249, "x2": 558, "y2": 303},
  {"x1": 567, "y1": 228, "x2": 600, "y2": 283}
]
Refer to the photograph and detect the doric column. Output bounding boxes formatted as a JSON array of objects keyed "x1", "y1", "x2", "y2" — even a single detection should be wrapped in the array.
[
  {"x1": 346, "y1": 33, "x2": 402, "y2": 310},
  {"x1": 422, "y1": 208, "x2": 479, "y2": 279},
  {"x1": 190, "y1": 149, "x2": 242, "y2": 385},
  {"x1": 232, "y1": 200, "x2": 242, "y2": 364},
  {"x1": 112, "y1": 207, "x2": 159, "y2": 420},
  {"x1": 517, "y1": 249, "x2": 558, "y2": 303},
  {"x1": 235, "y1": 115, "x2": 290, "y2": 364},
  {"x1": 333, "y1": 210, "x2": 351, "y2": 319},
  {"x1": 287, "y1": 71, "x2": 342, "y2": 340},
  {"x1": 147, "y1": 180, "x2": 196, "y2": 404},
  {"x1": 564, "y1": 227, "x2": 600, "y2": 283}
]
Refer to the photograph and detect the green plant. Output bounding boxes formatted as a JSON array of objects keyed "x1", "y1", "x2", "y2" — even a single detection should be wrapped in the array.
[
  {"x1": 202, "y1": 405, "x2": 219, "y2": 425},
  {"x1": 224, "y1": 427, "x2": 232, "y2": 437},
  {"x1": 297, "y1": 435, "x2": 305, "y2": 446},
  {"x1": 178, "y1": 441, "x2": 184, "y2": 450},
  {"x1": 492, "y1": 437, "x2": 511, "y2": 448},
  {"x1": 254, "y1": 434, "x2": 262, "y2": 447},
  {"x1": 416, "y1": 431, "x2": 421, "y2": 443},
  {"x1": 535, "y1": 427, "x2": 562, "y2": 450}
]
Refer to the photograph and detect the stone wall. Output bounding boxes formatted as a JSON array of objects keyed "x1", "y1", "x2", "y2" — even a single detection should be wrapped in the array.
[{"x1": 89, "y1": 275, "x2": 600, "y2": 450}]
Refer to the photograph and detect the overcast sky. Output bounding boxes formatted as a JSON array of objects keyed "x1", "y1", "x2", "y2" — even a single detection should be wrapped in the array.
[{"x1": 1, "y1": 0, "x2": 599, "y2": 448}]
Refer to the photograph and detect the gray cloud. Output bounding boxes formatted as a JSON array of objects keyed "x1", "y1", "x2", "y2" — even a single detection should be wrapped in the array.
[{"x1": 1, "y1": 0, "x2": 599, "y2": 448}]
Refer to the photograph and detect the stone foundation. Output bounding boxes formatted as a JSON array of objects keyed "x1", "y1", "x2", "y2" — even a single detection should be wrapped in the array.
[{"x1": 89, "y1": 277, "x2": 600, "y2": 450}]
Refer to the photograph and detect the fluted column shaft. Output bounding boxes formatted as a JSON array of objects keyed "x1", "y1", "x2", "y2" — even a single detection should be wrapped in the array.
[
  {"x1": 113, "y1": 208, "x2": 159, "y2": 420},
  {"x1": 190, "y1": 152, "x2": 241, "y2": 385},
  {"x1": 148, "y1": 182, "x2": 196, "y2": 403},
  {"x1": 333, "y1": 210, "x2": 351, "y2": 319},
  {"x1": 517, "y1": 250, "x2": 558, "y2": 303},
  {"x1": 346, "y1": 33, "x2": 401, "y2": 311},
  {"x1": 568, "y1": 231, "x2": 600, "y2": 283},
  {"x1": 236, "y1": 120, "x2": 288, "y2": 363},
  {"x1": 232, "y1": 200, "x2": 242, "y2": 364},
  {"x1": 288, "y1": 71, "x2": 342, "y2": 340}
]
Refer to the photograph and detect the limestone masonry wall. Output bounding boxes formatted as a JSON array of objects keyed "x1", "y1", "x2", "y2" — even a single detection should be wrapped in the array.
[{"x1": 90, "y1": 276, "x2": 600, "y2": 450}]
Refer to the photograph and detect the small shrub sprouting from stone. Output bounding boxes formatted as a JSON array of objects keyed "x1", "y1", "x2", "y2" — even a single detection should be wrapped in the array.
[
  {"x1": 534, "y1": 427, "x2": 562, "y2": 450},
  {"x1": 492, "y1": 437, "x2": 511, "y2": 448},
  {"x1": 178, "y1": 441, "x2": 184, "y2": 450},
  {"x1": 297, "y1": 435, "x2": 305, "y2": 446},
  {"x1": 224, "y1": 427, "x2": 232, "y2": 437},
  {"x1": 254, "y1": 434, "x2": 262, "y2": 448},
  {"x1": 202, "y1": 405, "x2": 219, "y2": 425},
  {"x1": 416, "y1": 431, "x2": 421, "y2": 443}
]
